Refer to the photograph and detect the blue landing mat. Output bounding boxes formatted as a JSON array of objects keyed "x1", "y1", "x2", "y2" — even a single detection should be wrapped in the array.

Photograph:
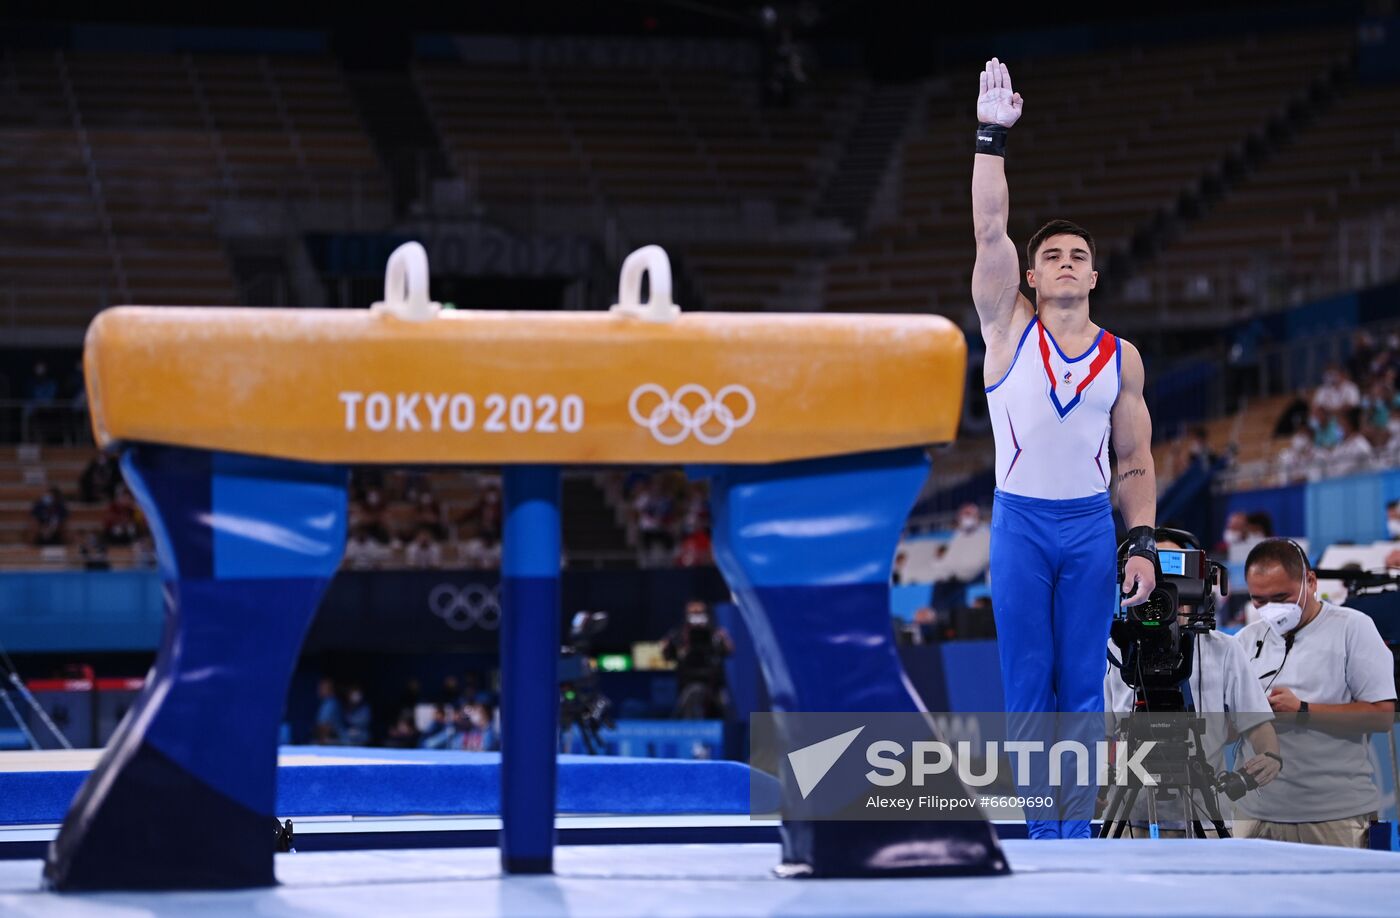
[
  {"x1": 0, "y1": 747, "x2": 773, "y2": 824},
  {"x1": 0, "y1": 840, "x2": 1398, "y2": 916}
]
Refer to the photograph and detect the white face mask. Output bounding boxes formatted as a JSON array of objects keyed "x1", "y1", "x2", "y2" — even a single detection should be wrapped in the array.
[
  {"x1": 1388, "y1": 517, "x2": 1400, "y2": 539},
  {"x1": 958, "y1": 515, "x2": 979, "y2": 532},
  {"x1": 1258, "y1": 577, "x2": 1308, "y2": 637}
]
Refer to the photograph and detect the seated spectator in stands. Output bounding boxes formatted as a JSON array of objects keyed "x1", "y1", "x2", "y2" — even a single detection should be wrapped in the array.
[
  {"x1": 1387, "y1": 500, "x2": 1400, "y2": 540},
  {"x1": 929, "y1": 503, "x2": 991, "y2": 614},
  {"x1": 79, "y1": 533, "x2": 110, "y2": 571},
  {"x1": 1273, "y1": 394, "x2": 1311, "y2": 438},
  {"x1": 385, "y1": 711, "x2": 420, "y2": 749},
  {"x1": 1361, "y1": 378, "x2": 1394, "y2": 431},
  {"x1": 1348, "y1": 331, "x2": 1378, "y2": 384},
  {"x1": 1330, "y1": 408, "x2": 1373, "y2": 471},
  {"x1": 419, "y1": 704, "x2": 457, "y2": 750},
  {"x1": 313, "y1": 678, "x2": 344, "y2": 745},
  {"x1": 1312, "y1": 364, "x2": 1360, "y2": 414},
  {"x1": 478, "y1": 485, "x2": 503, "y2": 544},
  {"x1": 349, "y1": 488, "x2": 392, "y2": 545},
  {"x1": 342, "y1": 685, "x2": 371, "y2": 746},
  {"x1": 29, "y1": 487, "x2": 68, "y2": 546},
  {"x1": 22, "y1": 361, "x2": 63, "y2": 443},
  {"x1": 459, "y1": 535, "x2": 502, "y2": 570},
  {"x1": 412, "y1": 490, "x2": 445, "y2": 541},
  {"x1": 1308, "y1": 405, "x2": 1341, "y2": 450},
  {"x1": 1221, "y1": 511, "x2": 1250, "y2": 553},
  {"x1": 405, "y1": 526, "x2": 443, "y2": 569},
  {"x1": 102, "y1": 483, "x2": 142, "y2": 546},
  {"x1": 1276, "y1": 431, "x2": 1315, "y2": 482},
  {"x1": 133, "y1": 535, "x2": 157, "y2": 569},
  {"x1": 459, "y1": 700, "x2": 499, "y2": 752},
  {"x1": 633, "y1": 478, "x2": 674, "y2": 567},
  {"x1": 675, "y1": 521, "x2": 712, "y2": 568},
  {"x1": 78, "y1": 451, "x2": 121, "y2": 504},
  {"x1": 891, "y1": 549, "x2": 909, "y2": 586},
  {"x1": 344, "y1": 525, "x2": 392, "y2": 569},
  {"x1": 1179, "y1": 426, "x2": 1217, "y2": 471}
]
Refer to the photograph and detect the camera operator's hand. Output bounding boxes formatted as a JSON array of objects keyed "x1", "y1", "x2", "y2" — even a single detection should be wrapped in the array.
[
  {"x1": 1241, "y1": 753, "x2": 1282, "y2": 787},
  {"x1": 1268, "y1": 686, "x2": 1302, "y2": 714},
  {"x1": 1120, "y1": 555, "x2": 1156, "y2": 606}
]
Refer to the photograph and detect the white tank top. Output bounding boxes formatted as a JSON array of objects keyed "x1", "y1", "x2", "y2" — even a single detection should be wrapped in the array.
[{"x1": 985, "y1": 315, "x2": 1121, "y2": 500}]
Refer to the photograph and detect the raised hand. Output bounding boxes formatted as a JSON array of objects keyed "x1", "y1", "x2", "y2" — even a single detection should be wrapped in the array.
[{"x1": 977, "y1": 58, "x2": 1023, "y2": 128}]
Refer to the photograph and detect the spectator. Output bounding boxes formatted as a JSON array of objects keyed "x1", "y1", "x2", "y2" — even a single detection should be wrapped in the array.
[
  {"x1": 385, "y1": 711, "x2": 420, "y2": 748},
  {"x1": 102, "y1": 483, "x2": 143, "y2": 546},
  {"x1": 458, "y1": 700, "x2": 499, "y2": 751},
  {"x1": 350, "y1": 488, "x2": 392, "y2": 545},
  {"x1": 342, "y1": 685, "x2": 371, "y2": 746},
  {"x1": 30, "y1": 487, "x2": 68, "y2": 546},
  {"x1": 22, "y1": 361, "x2": 59, "y2": 442},
  {"x1": 674, "y1": 521, "x2": 712, "y2": 568},
  {"x1": 1347, "y1": 331, "x2": 1377, "y2": 384},
  {"x1": 313, "y1": 678, "x2": 344, "y2": 745},
  {"x1": 1308, "y1": 405, "x2": 1341, "y2": 450},
  {"x1": 1275, "y1": 431, "x2": 1314, "y2": 482},
  {"x1": 79, "y1": 533, "x2": 110, "y2": 571},
  {"x1": 78, "y1": 451, "x2": 122, "y2": 504},
  {"x1": 1234, "y1": 539, "x2": 1396, "y2": 847},
  {"x1": 133, "y1": 535, "x2": 157, "y2": 569},
  {"x1": 344, "y1": 525, "x2": 392, "y2": 569},
  {"x1": 1311, "y1": 364, "x2": 1360, "y2": 414},
  {"x1": 633, "y1": 479, "x2": 674, "y2": 567},
  {"x1": 929, "y1": 503, "x2": 991, "y2": 614},
  {"x1": 1329, "y1": 408, "x2": 1373, "y2": 472},
  {"x1": 1361, "y1": 379, "x2": 1393, "y2": 431},
  {"x1": 412, "y1": 490, "x2": 445, "y2": 541},
  {"x1": 404, "y1": 526, "x2": 443, "y2": 569},
  {"x1": 420, "y1": 704, "x2": 457, "y2": 749},
  {"x1": 1179, "y1": 426, "x2": 1217, "y2": 470},
  {"x1": 891, "y1": 549, "x2": 909, "y2": 586},
  {"x1": 1273, "y1": 394, "x2": 1311, "y2": 438},
  {"x1": 1221, "y1": 511, "x2": 1250, "y2": 551},
  {"x1": 1388, "y1": 500, "x2": 1400, "y2": 540}
]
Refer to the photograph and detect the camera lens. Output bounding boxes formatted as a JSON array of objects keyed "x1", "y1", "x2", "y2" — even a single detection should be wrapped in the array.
[{"x1": 1216, "y1": 768, "x2": 1259, "y2": 801}]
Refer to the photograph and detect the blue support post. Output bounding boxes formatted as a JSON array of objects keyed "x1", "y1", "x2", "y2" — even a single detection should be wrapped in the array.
[
  {"x1": 701, "y1": 447, "x2": 1007, "y2": 878},
  {"x1": 44, "y1": 445, "x2": 346, "y2": 891},
  {"x1": 500, "y1": 465, "x2": 561, "y2": 874}
]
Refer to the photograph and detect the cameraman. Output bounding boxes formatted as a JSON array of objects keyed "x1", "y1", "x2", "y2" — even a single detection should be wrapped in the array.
[
  {"x1": 662, "y1": 600, "x2": 733, "y2": 719},
  {"x1": 1104, "y1": 535, "x2": 1281, "y2": 837},
  {"x1": 1233, "y1": 538, "x2": 1397, "y2": 847}
]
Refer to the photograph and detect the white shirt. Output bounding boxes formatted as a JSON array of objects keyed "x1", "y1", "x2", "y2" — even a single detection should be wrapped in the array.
[
  {"x1": 1235, "y1": 602, "x2": 1397, "y2": 822},
  {"x1": 1312, "y1": 380, "x2": 1360, "y2": 413},
  {"x1": 931, "y1": 523, "x2": 991, "y2": 582},
  {"x1": 986, "y1": 316, "x2": 1121, "y2": 500},
  {"x1": 1104, "y1": 630, "x2": 1273, "y2": 825}
]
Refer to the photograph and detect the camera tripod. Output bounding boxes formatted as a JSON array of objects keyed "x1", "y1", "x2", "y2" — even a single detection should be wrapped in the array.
[{"x1": 1098, "y1": 703, "x2": 1232, "y2": 840}]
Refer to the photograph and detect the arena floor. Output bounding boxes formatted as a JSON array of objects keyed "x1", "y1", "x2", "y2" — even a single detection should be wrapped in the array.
[{"x1": 0, "y1": 839, "x2": 1397, "y2": 917}]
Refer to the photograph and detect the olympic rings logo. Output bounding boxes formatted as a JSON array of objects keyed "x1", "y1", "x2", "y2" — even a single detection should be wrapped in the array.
[
  {"x1": 428, "y1": 584, "x2": 501, "y2": 631},
  {"x1": 628, "y1": 383, "x2": 756, "y2": 446}
]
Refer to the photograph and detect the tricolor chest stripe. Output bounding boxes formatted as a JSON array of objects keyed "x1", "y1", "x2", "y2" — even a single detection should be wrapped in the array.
[{"x1": 1037, "y1": 322, "x2": 1118, "y2": 419}]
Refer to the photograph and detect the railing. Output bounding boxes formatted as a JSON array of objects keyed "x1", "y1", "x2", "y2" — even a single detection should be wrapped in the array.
[{"x1": 0, "y1": 399, "x2": 92, "y2": 447}]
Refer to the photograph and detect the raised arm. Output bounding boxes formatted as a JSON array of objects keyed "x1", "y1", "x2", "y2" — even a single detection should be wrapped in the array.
[
  {"x1": 1112, "y1": 341, "x2": 1158, "y2": 605},
  {"x1": 972, "y1": 58, "x2": 1028, "y2": 341}
]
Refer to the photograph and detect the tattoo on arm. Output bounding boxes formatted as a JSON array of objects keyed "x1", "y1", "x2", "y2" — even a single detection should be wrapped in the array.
[{"x1": 1117, "y1": 468, "x2": 1146, "y2": 484}]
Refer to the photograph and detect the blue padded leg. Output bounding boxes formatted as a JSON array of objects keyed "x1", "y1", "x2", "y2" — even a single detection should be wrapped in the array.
[
  {"x1": 702, "y1": 448, "x2": 1007, "y2": 878},
  {"x1": 44, "y1": 445, "x2": 346, "y2": 891}
]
